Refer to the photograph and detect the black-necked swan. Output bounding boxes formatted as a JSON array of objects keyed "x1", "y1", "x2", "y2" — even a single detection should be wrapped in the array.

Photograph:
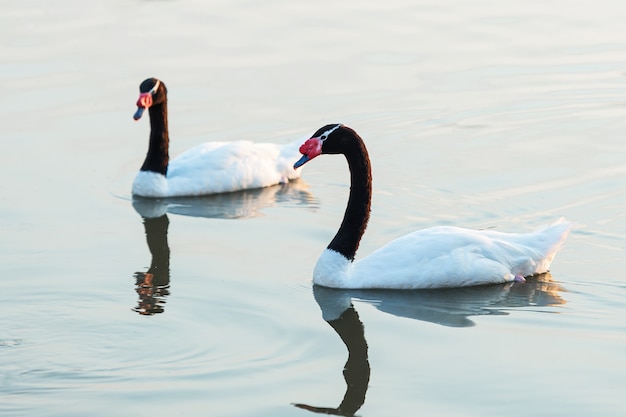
[
  {"x1": 293, "y1": 123, "x2": 572, "y2": 289},
  {"x1": 132, "y1": 77, "x2": 304, "y2": 197}
]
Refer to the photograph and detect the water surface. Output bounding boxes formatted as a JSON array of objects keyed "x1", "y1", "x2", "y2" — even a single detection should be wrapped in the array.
[{"x1": 2, "y1": 1, "x2": 626, "y2": 416}]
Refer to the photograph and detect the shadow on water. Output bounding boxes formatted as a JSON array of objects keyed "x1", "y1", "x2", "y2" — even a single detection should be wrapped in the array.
[
  {"x1": 133, "y1": 214, "x2": 171, "y2": 315},
  {"x1": 294, "y1": 278, "x2": 567, "y2": 416},
  {"x1": 131, "y1": 180, "x2": 317, "y2": 220},
  {"x1": 317, "y1": 276, "x2": 567, "y2": 328},
  {"x1": 130, "y1": 182, "x2": 318, "y2": 315},
  {"x1": 293, "y1": 300, "x2": 369, "y2": 417}
]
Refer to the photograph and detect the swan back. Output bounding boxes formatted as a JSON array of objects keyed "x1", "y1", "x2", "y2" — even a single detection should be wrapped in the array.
[{"x1": 314, "y1": 219, "x2": 572, "y2": 289}]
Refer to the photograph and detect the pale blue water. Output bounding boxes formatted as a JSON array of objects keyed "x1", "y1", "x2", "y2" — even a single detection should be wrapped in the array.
[{"x1": 2, "y1": 1, "x2": 626, "y2": 416}]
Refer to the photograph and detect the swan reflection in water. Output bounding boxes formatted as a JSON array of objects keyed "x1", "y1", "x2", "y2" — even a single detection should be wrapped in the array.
[
  {"x1": 131, "y1": 181, "x2": 317, "y2": 315},
  {"x1": 133, "y1": 213, "x2": 171, "y2": 315},
  {"x1": 131, "y1": 179, "x2": 317, "y2": 220},
  {"x1": 294, "y1": 277, "x2": 566, "y2": 416}
]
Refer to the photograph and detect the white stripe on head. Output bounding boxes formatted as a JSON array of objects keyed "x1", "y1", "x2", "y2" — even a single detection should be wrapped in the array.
[
  {"x1": 319, "y1": 124, "x2": 343, "y2": 142},
  {"x1": 149, "y1": 80, "x2": 160, "y2": 95}
]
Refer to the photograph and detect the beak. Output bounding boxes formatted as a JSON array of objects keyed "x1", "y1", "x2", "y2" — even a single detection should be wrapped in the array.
[
  {"x1": 293, "y1": 154, "x2": 310, "y2": 169},
  {"x1": 134, "y1": 92, "x2": 153, "y2": 120},
  {"x1": 133, "y1": 107, "x2": 145, "y2": 121}
]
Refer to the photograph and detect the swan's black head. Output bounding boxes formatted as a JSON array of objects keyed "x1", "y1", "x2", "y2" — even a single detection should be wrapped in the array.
[
  {"x1": 133, "y1": 78, "x2": 168, "y2": 121},
  {"x1": 294, "y1": 124, "x2": 348, "y2": 168}
]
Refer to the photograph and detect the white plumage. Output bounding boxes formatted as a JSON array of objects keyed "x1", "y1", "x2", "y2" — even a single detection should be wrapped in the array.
[
  {"x1": 132, "y1": 139, "x2": 303, "y2": 197},
  {"x1": 313, "y1": 220, "x2": 572, "y2": 289}
]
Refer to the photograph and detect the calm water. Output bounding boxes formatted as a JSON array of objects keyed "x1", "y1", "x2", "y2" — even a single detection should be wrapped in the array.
[{"x1": 2, "y1": 0, "x2": 626, "y2": 416}]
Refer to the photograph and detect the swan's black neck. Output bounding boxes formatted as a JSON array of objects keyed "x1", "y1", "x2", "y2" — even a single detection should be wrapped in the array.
[
  {"x1": 328, "y1": 131, "x2": 372, "y2": 261},
  {"x1": 140, "y1": 102, "x2": 169, "y2": 176}
]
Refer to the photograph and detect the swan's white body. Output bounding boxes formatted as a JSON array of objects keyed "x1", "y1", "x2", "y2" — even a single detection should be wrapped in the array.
[
  {"x1": 132, "y1": 139, "x2": 303, "y2": 198},
  {"x1": 313, "y1": 219, "x2": 571, "y2": 289}
]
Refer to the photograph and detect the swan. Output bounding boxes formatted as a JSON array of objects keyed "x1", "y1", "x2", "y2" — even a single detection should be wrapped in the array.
[
  {"x1": 293, "y1": 124, "x2": 572, "y2": 289},
  {"x1": 132, "y1": 77, "x2": 304, "y2": 197}
]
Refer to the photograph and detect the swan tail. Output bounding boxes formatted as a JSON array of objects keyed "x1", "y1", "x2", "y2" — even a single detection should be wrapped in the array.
[{"x1": 531, "y1": 217, "x2": 572, "y2": 274}]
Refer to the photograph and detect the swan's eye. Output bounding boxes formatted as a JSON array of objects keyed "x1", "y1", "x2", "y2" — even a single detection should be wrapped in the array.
[{"x1": 320, "y1": 135, "x2": 327, "y2": 140}]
